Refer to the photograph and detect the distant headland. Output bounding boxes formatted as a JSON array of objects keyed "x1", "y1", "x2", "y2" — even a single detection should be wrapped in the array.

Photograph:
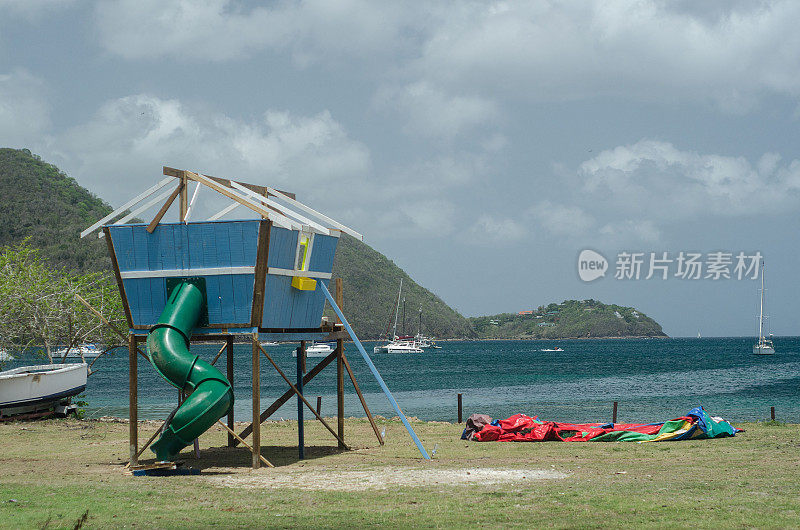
[{"x1": 469, "y1": 299, "x2": 667, "y2": 339}]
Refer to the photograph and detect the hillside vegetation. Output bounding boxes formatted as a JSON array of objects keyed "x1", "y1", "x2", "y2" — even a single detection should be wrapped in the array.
[
  {"x1": 0, "y1": 148, "x2": 473, "y2": 339},
  {"x1": 470, "y1": 299, "x2": 666, "y2": 339},
  {"x1": 326, "y1": 235, "x2": 475, "y2": 339},
  {"x1": 0, "y1": 149, "x2": 112, "y2": 272}
]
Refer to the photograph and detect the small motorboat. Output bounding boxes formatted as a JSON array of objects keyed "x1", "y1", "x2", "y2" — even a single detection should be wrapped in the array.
[
  {"x1": 292, "y1": 342, "x2": 335, "y2": 358},
  {"x1": 53, "y1": 344, "x2": 102, "y2": 359},
  {"x1": 540, "y1": 347, "x2": 564, "y2": 352},
  {"x1": 0, "y1": 363, "x2": 87, "y2": 418},
  {"x1": 260, "y1": 341, "x2": 280, "y2": 347}
]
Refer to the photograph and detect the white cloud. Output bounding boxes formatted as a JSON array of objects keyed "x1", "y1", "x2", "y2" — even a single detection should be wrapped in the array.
[
  {"x1": 0, "y1": 70, "x2": 50, "y2": 147},
  {"x1": 531, "y1": 139, "x2": 800, "y2": 244},
  {"x1": 93, "y1": 1, "x2": 800, "y2": 114},
  {"x1": 578, "y1": 140, "x2": 800, "y2": 219},
  {"x1": 50, "y1": 94, "x2": 371, "y2": 206},
  {"x1": 528, "y1": 201, "x2": 594, "y2": 238},
  {"x1": 411, "y1": 0, "x2": 800, "y2": 107},
  {"x1": 41, "y1": 93, "x2": 475, "y2": 241},
  {"x1": 466, "y1": 214, "x2": 526, "y2": 245},
  {"x1": 0, "y1": 0, "x2": 75, "y2": 18},
  {"x1": 598, "y1": 220, "x2": 661, "y2": 244},
  {"x1": 375, "y1": 81, "x2": 500, "y2": 142},
  {"x1": 94, "y1": 0, "x2": 420, "y2": 63}
]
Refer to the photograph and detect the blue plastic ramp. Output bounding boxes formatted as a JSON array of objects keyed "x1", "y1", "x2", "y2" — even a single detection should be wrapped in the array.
[{"x1": 320, "y1": 282, "x2": 431, "y2": 460}]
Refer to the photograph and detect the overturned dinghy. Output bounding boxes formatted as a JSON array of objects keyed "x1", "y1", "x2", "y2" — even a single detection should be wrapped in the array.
[{"x1": 0, "y1": 363, "x2": 87, "y2": 418}]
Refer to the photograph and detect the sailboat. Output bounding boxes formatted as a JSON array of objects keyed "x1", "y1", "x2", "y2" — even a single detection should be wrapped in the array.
[
  {"x1": 753, "y1": 262, "x2": 775, "y2": 355},
  {"x1": 373, "y1": 279, "x2": 423, "y2": 354}
]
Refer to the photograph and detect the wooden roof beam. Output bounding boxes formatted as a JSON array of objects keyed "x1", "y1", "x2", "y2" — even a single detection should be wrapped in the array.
[{"x1": 163, "y1": 166, "x2": 295, "y2": 200}]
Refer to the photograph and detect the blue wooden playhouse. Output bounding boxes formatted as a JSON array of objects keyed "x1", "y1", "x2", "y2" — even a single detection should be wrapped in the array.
[{"x1": 81, "y1": 166, "x2": 429, "y2": 470}]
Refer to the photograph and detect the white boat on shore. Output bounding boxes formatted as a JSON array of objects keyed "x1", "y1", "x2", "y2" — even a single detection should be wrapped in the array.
[{"x1": 0, "y1": 363, "x2": 87, "y2": 418}]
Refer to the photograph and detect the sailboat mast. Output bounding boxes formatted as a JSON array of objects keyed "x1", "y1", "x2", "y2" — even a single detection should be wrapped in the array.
[
  {"x1": 758, "y1": 262, "x2": 765, "y2": 341},
  {"x1": 402, "y1": 298, "x2": 406, "y2": 335},
  {"x1": 392, "y1": 278, "x2": 403, "y2": 339},
  {"x1": 418, "y1": 304, "x2": 422, "y2": 335}
]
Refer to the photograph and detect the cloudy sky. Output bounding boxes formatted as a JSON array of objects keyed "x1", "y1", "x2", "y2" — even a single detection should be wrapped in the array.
[{"x1": 1, "y1": 0, "x2": 799, "y2": 336}]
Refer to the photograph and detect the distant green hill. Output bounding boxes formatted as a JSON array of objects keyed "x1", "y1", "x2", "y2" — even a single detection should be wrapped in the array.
[
  {"x1": 0, "y1": 148, "x2": 474, "y2": 339},
  {"x1": 0, "y1": 148, "x2": 113, "y2": 272},
  {"x1": 470, "y1": 299, "x2": 666, "y2": 339}
]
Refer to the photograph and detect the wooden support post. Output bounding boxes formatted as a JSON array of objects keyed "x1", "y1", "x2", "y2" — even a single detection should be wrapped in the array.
[
  {"x1": 128, "y1": 335, "x2": 138, "y2": 466},
  {"x1": 337, "y1": 340, "x2": 345, "y2": 448},
  {"x1": 341, "y1": 352, "x2": 383, "y2": 445},
  {"x1": 251, "y1": 335, "x2": 260, "y2": 469},
  {"x1": 257, "y1": 344, "x2": 349, "y2": 449},
  {"x1": 297, "y1": 343, "x2": 305, "y2": 460},
  {"x1": 334, "y1": 278, "x2": 344, "y2": 324},
  {"x1": 226, "y1": 336, "x2": 235, "y2": 448},
  {"x1": 179, "y1": 172, "x2": 188, "y2": 221},
  {"x1": 235, "y1": 350, "x2": 338, "y2": 444},
  {"x1": 771, "y1": 406, "x2": 776, "y2": 421},
  {"x1": 146, "y1": 182, "x2": 183, "y2": 233},
  {"x1": 216, "y1": 420, "x2": 274, "y2": 468},
  {"x1": 457, "y1": 393, "x2": 463, "y2": 423},
  {"x1": 613, "y1": 401, "x2": 618, "y2": 423},
  {"x1": 316, "y1": 396, "x2": 322, "y2": 416}
]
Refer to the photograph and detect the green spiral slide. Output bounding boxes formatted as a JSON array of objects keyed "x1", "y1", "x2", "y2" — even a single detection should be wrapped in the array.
[{"x1": 146, "y1": 280, "x2": 234, "y2": 461}]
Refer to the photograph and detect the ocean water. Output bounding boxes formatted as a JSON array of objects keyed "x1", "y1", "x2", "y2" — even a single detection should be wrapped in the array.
[{"x1": 7, "y1": 337, "x2": 800, "y2": 424}]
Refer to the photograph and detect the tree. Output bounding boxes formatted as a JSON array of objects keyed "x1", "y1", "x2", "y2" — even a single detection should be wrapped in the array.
[{"x1": 0, "y1": 240, "x2": 126, "y2": 371}]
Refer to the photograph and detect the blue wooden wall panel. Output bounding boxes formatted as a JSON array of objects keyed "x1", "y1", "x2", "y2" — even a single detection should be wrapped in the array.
[
  {"x1": 108, "y1": 220, "x2": 338, "y2": 329},
  {"x1": 131, "y1": 229, "x2": 149, "y2": 271},
  {"x1": 262, "y1": 275, "x2": 291, "y2": 328},
  {"x1": 218, "y1": 274, "x2": 235, "y2": 322},
  {"x1": 205, "y1": 276, "x2": 223, "y2": 323},
  {"x1": 232, "y1": 274, "x2": 254, "y2": 323},
  {"x1": 308, "y1": 235, "x2": 338, "y2": 273},
  {"x1": 112, "y1": 226, "x2": 135, "y2": 271},
  {"x1": 267, "y1": 227, "x2": 297, "y2": 269},
  {"x1": 187, "y1": 223, "x2": 206, "y2": 269}
]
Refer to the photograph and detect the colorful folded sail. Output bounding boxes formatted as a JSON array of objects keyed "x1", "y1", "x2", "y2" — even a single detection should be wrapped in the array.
[{"x1": 465, "y1": 406, "x2": 739, "y2": 442}]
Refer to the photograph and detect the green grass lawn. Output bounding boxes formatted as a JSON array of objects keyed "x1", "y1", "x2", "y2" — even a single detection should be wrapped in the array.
[{"x1": 0, "y1": 417, "x2": 797, "y2": 528}]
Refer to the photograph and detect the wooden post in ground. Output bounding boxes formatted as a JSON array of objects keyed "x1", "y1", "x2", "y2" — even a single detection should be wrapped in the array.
[
  {"x1": 613, "y1": 401, "x2": 618, "y2": 423},
  {"x1": 335, "y1": 278, "x2": 345, "y2": 448},
  {"x1": 457, "y1": 393, "x2": 463, "y2": 423},
  {"x1": 316, "y1": 396, "x2": 322, "y2": 416},
  {"x1": 771, "y1": 406, "x2": 776, "y2": 421},
  {"x1": 226, "y1": 336, "x2": 235, "y2": 447},
  {"x1": 337, "y1": 340, "x2": 345, "y2": 448},
  {"x1": 341, "y1": 353, "x2": 383, "y2": 445},
  {"x1": 297, "y1": 342, "x2": 306, "y2": 460},
  {"x1": 128, "y1": 334, "x2": 138, "y2": 466},
  {"x1": 251, "y1": 335, "x2": 260, "y2": 469}
]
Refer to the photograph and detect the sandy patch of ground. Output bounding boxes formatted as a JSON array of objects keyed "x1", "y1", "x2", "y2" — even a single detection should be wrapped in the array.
[{"x1": 208, "y1": 467, "x2": 568, "y2": 491}]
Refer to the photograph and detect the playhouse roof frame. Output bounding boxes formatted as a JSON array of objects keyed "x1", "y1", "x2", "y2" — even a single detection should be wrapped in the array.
[{"x1": 81, "y1": 166, "x2": 363, "y2": 241}]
